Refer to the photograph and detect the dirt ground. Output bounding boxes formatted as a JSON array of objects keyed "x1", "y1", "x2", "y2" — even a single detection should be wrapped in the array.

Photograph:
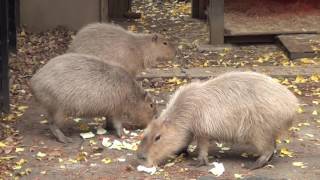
[{"x1": 1, "y1": 0, "x2": 320, "y2": 179}]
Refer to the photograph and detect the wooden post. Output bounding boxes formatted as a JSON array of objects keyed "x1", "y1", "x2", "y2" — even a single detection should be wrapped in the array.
[
  {"x1": 8, "y1": 0, "x2": 16, "y2": 52},
  {"x1": 208, "y1": 0, "x2": 224, "y2": 45},
  {"x1": 100, "y1": 0, "x2": 109, "y2": 22},
  {"x1": 192, "y1": 0, "x2": 199, "y2": 18},
  {"x1": 0, "y1": 0, "x2": 10, "y2": 113},
  {"x1": 108, "y1": 0, "x2": 130, "y2": 18}
]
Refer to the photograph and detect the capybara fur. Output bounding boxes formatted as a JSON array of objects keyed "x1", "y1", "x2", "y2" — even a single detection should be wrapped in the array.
[
  {"x1": 137, "y1": 71, "x2": 298, "y2": 170},
  {"x1": 30, "y1": 53, "x2": 156, "y2": 143},
  {"x1": 68, "y1": 23, "x2": 176, "y2": 76}
]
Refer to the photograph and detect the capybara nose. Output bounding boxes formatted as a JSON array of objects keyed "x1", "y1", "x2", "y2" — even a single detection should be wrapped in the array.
[{"x1": 137, "y1": 152, "x2": 147, "y2": 160}]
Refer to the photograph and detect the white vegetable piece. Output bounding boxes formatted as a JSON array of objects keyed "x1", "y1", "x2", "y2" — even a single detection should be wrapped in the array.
[
  {"x1": 209, "y1": 162, "x2": 225, "y2": 177},
  {"x1": 137, "y1": 165, "x2": 157, "y2": 175}
]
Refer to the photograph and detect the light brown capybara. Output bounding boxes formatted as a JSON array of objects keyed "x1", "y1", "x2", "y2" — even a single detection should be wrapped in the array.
[
  {"x1": 137, "y1": 71, "x2": 298, "y2": 170},
  {"x1": 68, "y1": 23, "x2": 176, "y2": 76},
  {"x1": 30, "y1": 53, "x2": 156, "y2": 143}
]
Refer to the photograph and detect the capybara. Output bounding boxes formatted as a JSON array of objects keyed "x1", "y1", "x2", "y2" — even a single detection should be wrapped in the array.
[
  {"x1": 137, "y1": 71, "x2": 298, "y2": 170},
  {"x1": 30, "y1": 53, "x2": 156, "y2": 143},
  {"x1": 68, "y1": 23, "x2": 176, "y2": 76}
]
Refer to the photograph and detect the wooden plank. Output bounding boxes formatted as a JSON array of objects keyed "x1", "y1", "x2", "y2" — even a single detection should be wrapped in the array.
[
  {"x1": 225, "y1": 31, "x2": 318, "y2": 44},
  {"x1": 278, "y1": 34, "x2": 320, "y2": 60},
  {"x1": 0, "y1": 0, "x2": 10, "y2": 113},
  {"x1": 208, "y1": 0, "x2": 224, "y2": 45}
]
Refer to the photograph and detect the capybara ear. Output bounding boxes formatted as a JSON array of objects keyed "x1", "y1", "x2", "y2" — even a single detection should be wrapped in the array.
[{"x1": 152, "y1": 34, "x2": 158, "y2": 42}]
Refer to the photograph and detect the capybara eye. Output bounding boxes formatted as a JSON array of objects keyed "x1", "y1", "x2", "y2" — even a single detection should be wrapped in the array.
[
  {"x1": 163, "y1": 42, "x2": 168, "y2": 45},
  {"x1": 150, "y1": 103, "x2": 153, "y2": 108},
  {"x1": 155, "y1": 135, "x2": 161, "y2": 142}
]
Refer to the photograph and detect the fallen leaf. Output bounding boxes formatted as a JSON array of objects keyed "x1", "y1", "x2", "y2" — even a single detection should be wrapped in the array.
[
  {"x1": 101, "y1": 157, "x2": 112, "y2": 164},
  {"x1": 280, "y1": 148, "x2": 293, "y2": 157},
  {"x1": 234, "y1": 174, "x2": 244, "y2": 179}
]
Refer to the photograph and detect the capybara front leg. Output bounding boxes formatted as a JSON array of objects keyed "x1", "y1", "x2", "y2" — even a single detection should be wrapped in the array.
[
  {"x1": 48, "y1": 110, "x2": 72, "y2": 143},
  {"x1": 190, "y1": 137, "x2": 210, "y2": 167},
  {"x1": 112, "y1": 119, "x2": 124, "y2": 138}
]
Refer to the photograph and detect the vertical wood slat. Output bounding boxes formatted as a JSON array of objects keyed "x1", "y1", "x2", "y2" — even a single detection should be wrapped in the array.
[
  {"x1": 0, "y1": 0, "x2": 10, "y2": 113},
  {"x1": 100, "y1": 0, "x2": 109, "y2": 22},
  {"x1": 8, "y1": 0, "x2": 16, "y2": 52},
  {"x1": 208, "y1": 0, "x2": 224, "y2": 44},
  {"x1": 108, "y1": 0, "x2": 129, "y2": 18},
  {"x1": 192, "y1": 0, "x2": 200, "y2": 18}
]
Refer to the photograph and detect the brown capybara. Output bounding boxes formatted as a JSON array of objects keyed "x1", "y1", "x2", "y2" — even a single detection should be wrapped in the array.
[
  {"x1": 30, "y1": 53, "x2": 156, "y2": 143},
  {"x1": 137, "y1": 71, "x2": 299, "y2": 170},
  {"x1": 68, "y1": 23, "x2": 176, "y2": 76}
]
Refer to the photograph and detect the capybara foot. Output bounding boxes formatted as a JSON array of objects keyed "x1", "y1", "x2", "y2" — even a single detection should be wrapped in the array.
[
  {"x1": 49, "y1": 124, "x2": 72, "y2": 143},
  {"x1": 243, "y1": 150, "x2": 274, "y2": 170},
  {"x1": 189, "y1": 157, "x2": 209, "y2": 167}
]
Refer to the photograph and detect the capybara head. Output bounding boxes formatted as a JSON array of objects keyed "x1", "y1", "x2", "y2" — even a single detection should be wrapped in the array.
[
  {"x1": 145, "y1": 33, "x2": 176, "y2": 67},
  {"x1": 137, "y1": 119, "x2": 188, "y2": 166},
  {"x1": 128, "y1": 90, "x2": 157, "y2": 129}
]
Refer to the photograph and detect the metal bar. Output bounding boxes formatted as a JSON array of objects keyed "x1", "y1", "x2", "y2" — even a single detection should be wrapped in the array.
[
  {"x1": 208, "y1": 0, "x2": 224, "y2": 44},
  {"x1": 0, "y1": 0, "x2": 10, "y2": 113}
]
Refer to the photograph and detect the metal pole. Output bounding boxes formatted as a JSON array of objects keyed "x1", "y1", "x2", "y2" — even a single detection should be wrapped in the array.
[{"x1": 0, "y1": 0, "x2": 10, "y2": 113}]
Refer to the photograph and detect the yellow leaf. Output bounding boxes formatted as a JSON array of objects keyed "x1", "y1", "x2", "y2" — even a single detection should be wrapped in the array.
[
  {"x1": 312, "y1": 110, "x2": 318, "y2": 115},
  {"x1": 297, "y1": 107, "x2": 304, "y2": 113},
  {"x1": 289, "y1": 126, "x2": 300, "y2": 131},
  {"x1": 234, "y1": 174, "x2": 244, "y2": 179},
  {"x1": 280, "y1": 148, "x2": 293, "y2": 157},
  {"x1": 312, "y1": 100, "x2": 319, "y2": 105},
  {"x1": 16, "y1": 159, "x2": 27, "y2": 166},
  {"x1": 101, "y1": 158, "x2": 112, "y2": 164},
  {"x1": 305, "y1": 133, "x2": 314, "y2": 138},
  {"x1": 13, "y1": 165, "x2": 22, "y2": 170},
  {"x1": 241, "y1": 153, "x2": 248, "y2": 158},
  {"x1": 15, "y1": 148, "x2": 25, "y2": 153},
  {"x1": 284, "y1": 139, "x2": 290, "y2": 144},
  {"x1": 36, "y1": 152, "x2": 47, "y2": 158},
  {"x1": 0, "y1": 141, "x2": 7, "y2": 148},
  {"x1": 300, "y1": 58, "x2": 316, "y2": 64},
  {"x1": 292, "y1": 161, "x2": 307, "y2": 168},
  {"x1": 17, "y1": 105, "x2": 28, "y2": 111},
  {"x1": 310, "y1": 75, "x2": 319, "y2": 82},
  {"x1": 281, "y1": 78, "x2": 290, "y2": 85},
  {"x1": 294, "y1": 75, "x2": 307, "y2": 84}
]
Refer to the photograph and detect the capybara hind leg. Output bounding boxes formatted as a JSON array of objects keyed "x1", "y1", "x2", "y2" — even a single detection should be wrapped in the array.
[
  {"x1": 244, "y1": 138, "x2": 276, "y2": 170},
  {"x1": 189, "y1": 137, "x2": 210, "y2": 167},
  {"x1": 112, "y1": 119, "x2": 124, "y2": 138},
  {"x1": 48, "y1": 111, "x2": 72, "y2": 143}
]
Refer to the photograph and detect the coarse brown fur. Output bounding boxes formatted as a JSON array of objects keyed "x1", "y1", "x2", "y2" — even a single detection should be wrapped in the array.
[
  {"x1": 30, "y1": 53, "x2": 157, "y2": 143},
  {"x1": 137, "y1": 71, "x2": 299, "y2": 169},
  {"x1": 68, "y1": 23, "x2": 176, "y2": 76}
]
